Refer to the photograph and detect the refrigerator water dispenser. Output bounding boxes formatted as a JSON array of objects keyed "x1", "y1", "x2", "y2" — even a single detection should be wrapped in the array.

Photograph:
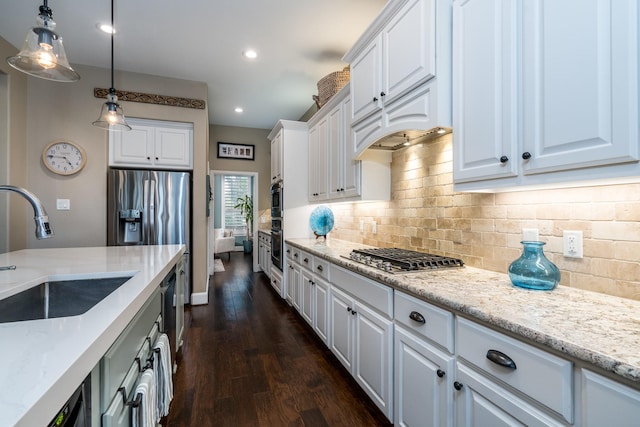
[{"x1": 119, "y1": 209, "x2": 142, "y2": 243}]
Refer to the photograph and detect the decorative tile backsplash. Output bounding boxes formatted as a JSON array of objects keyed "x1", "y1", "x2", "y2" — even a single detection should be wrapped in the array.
[{"x1": 328, "y1": 134, "x2": 640, "y2": 301}]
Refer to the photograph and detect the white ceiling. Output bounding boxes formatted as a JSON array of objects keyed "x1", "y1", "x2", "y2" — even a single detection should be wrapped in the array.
[{"x1": 0, "y1": 0, "x2": 387, "y2": 129}]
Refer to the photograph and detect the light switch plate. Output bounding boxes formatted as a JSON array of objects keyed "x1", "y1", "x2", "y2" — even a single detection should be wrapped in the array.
[{"x1": 56, "y1": 199, "x2": 70, "y2": 210}]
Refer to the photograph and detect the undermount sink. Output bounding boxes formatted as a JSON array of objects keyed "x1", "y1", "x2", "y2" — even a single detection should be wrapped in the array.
[{"x1": 0, "y1": 276, "x2": 133, "y2": 323}]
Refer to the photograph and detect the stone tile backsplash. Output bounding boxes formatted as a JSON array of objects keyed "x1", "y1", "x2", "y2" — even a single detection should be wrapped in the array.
[{"x1": 327, "y1": 134, "x2": 640, "y2": 301}]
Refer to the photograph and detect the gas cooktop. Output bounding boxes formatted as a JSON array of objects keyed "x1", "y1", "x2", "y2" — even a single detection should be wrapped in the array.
[{"x1": 345, "y1": 248, "x2": 464, "y2": 274}]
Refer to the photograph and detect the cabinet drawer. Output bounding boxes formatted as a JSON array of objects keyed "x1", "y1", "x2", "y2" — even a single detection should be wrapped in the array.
[
  {"x1": 456, "y1": 317, "x2": 573, "y2": 423},
  {"x1": 394, "y1": 291, "x2": 453, "y2": 353},
  {"x1": 332, "y1": 265, "x2": 393, "y2": 318},
  {"x1": 298, "y1": 249, "x2": 313, "y2": 270},
  {"x1": 313, "y1": 257, "x2": 331, "y2": 282},
  {"x1": 288, "y1": 247, "x2": 301, "y2": 262}
]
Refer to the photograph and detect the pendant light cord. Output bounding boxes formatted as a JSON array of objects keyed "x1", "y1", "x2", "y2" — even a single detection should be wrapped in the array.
[{"x1": 110, "y1": 0, "x2": 115, "y2": 92}]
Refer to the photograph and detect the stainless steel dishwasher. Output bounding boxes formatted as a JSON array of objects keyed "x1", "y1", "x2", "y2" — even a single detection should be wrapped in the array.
[{"x1": 47, "y1": 375, "x2": 90, "y2": 427}]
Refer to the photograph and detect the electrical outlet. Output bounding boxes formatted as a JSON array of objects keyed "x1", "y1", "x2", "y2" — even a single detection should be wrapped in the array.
[
  {"x1": 522, "y1": 228, "x2": 539, "y2": 241},
  {"x1": 563, "y1": 230, "x2": 583, "y2": 258},
  {"x1": 359, "y1": 219, "x2": 364, "y2": 232},
  {"x1": 372, "y1": 221, "x2": 377, "y2": 234}
]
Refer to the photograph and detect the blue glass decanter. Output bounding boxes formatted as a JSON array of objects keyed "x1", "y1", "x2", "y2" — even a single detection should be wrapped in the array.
[{"x1": 508, "y1": 241, "x2": 560, "y2": 291}]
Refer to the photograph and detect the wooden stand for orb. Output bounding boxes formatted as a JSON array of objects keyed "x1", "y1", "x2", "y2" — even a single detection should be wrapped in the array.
[{"x1": 314, "y1": 232, "x2": 327, "y2": 240}]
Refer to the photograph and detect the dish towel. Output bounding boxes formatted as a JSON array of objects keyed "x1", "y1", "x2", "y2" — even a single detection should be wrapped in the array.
[
  {"x1": 153, "y1": 333, "x2": 174, "y2": 418},
  {"x1": 132, "y1": 368, "x2": 157, "y2": 427}
]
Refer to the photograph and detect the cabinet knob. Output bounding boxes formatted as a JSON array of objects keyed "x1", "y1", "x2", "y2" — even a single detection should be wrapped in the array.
[
  {"x1": 303, "y1": 257, "x2": 309, "y2": 264},
  {"x1": 522, "y1": 152, "x2": 532, "y2": 160},
  {"x1": 155, "y1": 157, "x2": 159, "y2": 160},
  {"x1": 436, "y1": 369, "x2": 445, "y2": 378},
  {"x1": 347, "y1": 307, "x2": 352, "y2": 312},
  {"x1": 380, "y1": 91, "x2": 386, "y2": 97},
  {"x1": 409, "y1": 311, "x2": 426, "y2": 324},
  {"x1": 373, "y1": 96, "x2": 378, "y2": 102},
  {"x1": 486, "y1": 349, "x2": 517, "y2": 370},
  {"x1": 272, "y1": 176, "x2": 277, "y2": 180},
  {"x1": 499, "y1": 155, "x2": 509, "y2": 163},
  {"x1": 147, "y1": 156, "x2": 151, "y2": 160},
  {"x1": 310, "y1": 280, "x2": 315, "y2": 286},
  {"x1": 351, "y1": 310, "x2": 357, "y2": 316},
  {"x1": 317, "y1": 265, "x2": 323, "y2": 272},
  {"x1": 454, "y1": 381, "x2": 463, "y2": 391}
]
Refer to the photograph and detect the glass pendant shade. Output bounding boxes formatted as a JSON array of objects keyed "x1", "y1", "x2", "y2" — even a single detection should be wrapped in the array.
[
  {"x1": 7, "y1": 6, "x2": 80, "y2": 82},
  {"x1": 93, "y1": 92, "x2": 131, "y2": 131}
]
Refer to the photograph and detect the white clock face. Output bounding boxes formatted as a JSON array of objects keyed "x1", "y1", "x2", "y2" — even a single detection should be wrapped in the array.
[{"x1": 43, "y1": 141, "x2": 86, "y2": 175}]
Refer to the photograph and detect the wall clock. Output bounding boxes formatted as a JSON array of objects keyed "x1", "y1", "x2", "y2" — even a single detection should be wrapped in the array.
[{"x1": 42, "y1": 140, "x2": 87, "y2": 175}]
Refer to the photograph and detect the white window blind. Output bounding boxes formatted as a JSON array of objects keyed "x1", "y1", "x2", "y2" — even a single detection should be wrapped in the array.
[{"x1": 222, "y1": 175, "x2": 251, "y2": 236}]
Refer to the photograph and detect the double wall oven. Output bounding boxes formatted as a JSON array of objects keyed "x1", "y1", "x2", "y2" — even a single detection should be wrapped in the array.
[{"x1": 270, "y1": 182, "x2": 283, "y2": 270}]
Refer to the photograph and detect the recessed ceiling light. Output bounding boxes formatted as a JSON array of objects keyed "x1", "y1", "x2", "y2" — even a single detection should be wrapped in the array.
[
  {"x1": 97, "y1": 23, "x2": 115, "y2": 34},
  {"x1": 234, "y1": 107, "x2": 244, "y2": 113},
  {"x1": 242, "y1": 49, "x2": 257, "y2": 59}
]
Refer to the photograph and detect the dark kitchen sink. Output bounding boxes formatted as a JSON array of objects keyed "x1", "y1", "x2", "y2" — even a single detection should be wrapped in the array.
[{"x1": 0, "y1": 276, "x2": 133, "y2": 323}]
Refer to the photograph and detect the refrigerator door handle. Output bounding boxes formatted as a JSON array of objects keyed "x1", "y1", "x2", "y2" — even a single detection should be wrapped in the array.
[{"x1": 143, "y1": 179, "x2": 150, "y2": 244}]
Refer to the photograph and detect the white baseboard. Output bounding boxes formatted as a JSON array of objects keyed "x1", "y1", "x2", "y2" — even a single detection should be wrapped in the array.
[{"x1": 190, "y1": 280, "x2": 209, "y2": 305}]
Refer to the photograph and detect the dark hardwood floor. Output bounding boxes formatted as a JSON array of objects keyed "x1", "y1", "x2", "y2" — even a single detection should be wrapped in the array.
[{"x1": 163, "y1": 252, "x2": 392, "y2": 427}]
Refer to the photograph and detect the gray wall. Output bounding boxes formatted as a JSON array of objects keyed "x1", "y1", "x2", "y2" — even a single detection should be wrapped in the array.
[
  {"x1": 209, "y1": 125, "x2": 271, "y2": 211},
  {"x1": 1, "y1": 51, "x2": 212, "y2": 296}
]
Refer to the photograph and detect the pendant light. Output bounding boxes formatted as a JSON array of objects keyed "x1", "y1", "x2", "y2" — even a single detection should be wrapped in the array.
[
  {"x1": 7, "y1": 0, "x2": 80, "y2": 82},
  {"x1": 92, "y1": 0, "x2": 131, "y2": 131}
]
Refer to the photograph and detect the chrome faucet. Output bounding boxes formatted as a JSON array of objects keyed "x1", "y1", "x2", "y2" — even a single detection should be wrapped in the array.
[{"x1": 0, "y1": 185, "x2": 54, "y2": 240}]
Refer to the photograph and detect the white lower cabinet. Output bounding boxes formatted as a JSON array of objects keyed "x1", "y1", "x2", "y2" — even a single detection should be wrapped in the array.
[
  {"x1": 285, "y1": 255, "x2": 300, "y2": 311},
  {"x1": 581, "y1": 369, "x2": 640, "y2": 426},
  {"x1": 455, "y1": 363, "x2": 565, "y2": 427},
  {"x1": 455, "y1": 317, "x2": 573, "y2": 425},
  {"x1": 270, "y1": 267, "x2": 283, "y2": 298},
  {"x1": 395, "y1": 325, "x2": 454, "y2": 427},
  {"x1": 330, "y1": 285, "x2": 393, "y2": 420}
]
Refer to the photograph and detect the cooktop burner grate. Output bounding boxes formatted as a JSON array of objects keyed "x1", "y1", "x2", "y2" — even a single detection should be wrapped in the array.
[{"x1": 347, "y1": 248, "x2": 464, "y2": 273}]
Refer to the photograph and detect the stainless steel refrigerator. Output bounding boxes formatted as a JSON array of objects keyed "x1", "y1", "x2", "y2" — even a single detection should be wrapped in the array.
[{"x1": 107, "y1": 169, "x2": 191, "y2": 302}]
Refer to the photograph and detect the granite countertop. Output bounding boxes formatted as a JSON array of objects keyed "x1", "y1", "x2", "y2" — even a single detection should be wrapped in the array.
[
  {"x1": 0, "y1": 245, "x2": 185, "y2": 427},
  {"x1": 286, "y1": 238, "x2": 640, "y2": 385}
]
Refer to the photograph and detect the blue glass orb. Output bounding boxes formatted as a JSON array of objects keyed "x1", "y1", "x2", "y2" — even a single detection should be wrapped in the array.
[
  {"x1": 309, "y1": 206, "x2": 334, "y2": 237},
  {"x1": 508, "y1": 241, "x2": 560, "y2": 291}
]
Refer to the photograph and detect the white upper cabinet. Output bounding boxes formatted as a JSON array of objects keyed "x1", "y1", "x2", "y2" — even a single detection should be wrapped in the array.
[
  {"x1": 453, "y1": 0, "x2": 640, "y2": 191},
  {"x1": 349, "y1": 0, "x2": 436, "y2": 125},
  {"x1": 270, "y1": 130, "x2": 282, "y2": 183},
  {"x1": 307, "y1": 85, "x2": 390, "y2": 203},
  {"x1": 110, "y1": 118, "x2": 193, "y2": 170},
  {"x1": 344, "y1": 0, "x2": 452, "y2": 159}
]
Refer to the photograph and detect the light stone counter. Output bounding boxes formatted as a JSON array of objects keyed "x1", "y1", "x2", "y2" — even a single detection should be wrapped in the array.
[
  {"x1": 0, "y1": 245, "x2": 185, "y2": 427},
  {"x1": 286, "y1": 238, "x2": 640, "y2": 385}
]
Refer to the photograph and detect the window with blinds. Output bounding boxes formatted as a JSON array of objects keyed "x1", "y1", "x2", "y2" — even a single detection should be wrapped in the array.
[{"x1": 222, "y1": 175, "x2": 252, "y2": 236}]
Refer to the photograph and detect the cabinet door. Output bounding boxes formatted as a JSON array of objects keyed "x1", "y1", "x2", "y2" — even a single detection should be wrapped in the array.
[
  {"x1": 153, "y1": 126, "x2": 192, "y2": 168},
  {"x1": 582, "y1": 370, "x2": 640, "y2": 427},
  {"x1": 300, "y1": 269, "x2": 314, "y2": 326},
  {"x1": 328, "y1": 103, "x2": 343, "y2": 199},
  {"x1": 351, "y1": 35, "x2": 383, "y2": 124},
  {"x1": 341, "y1": 97, "x2": 361, "y2": 198},
  {"x1": 354, "y1": 300, "x2": 393, "y2": 420},
  {"x1": 110, "y1": 125, "x2": 154, "y2": 167},
  {"x1": 455, "y1": 363, "x2": 564, "y2": 427},
  {"x1": 308, "y1": 125, "x2": 319, "y2": 200},
  {"x1": 312, "y1": 277, "x2": 330, "y2": 346},
  {"x1": 330, "y1": 287, "x2": 354, "y2": 372},
  {"x1": 452, "y1": 0, "x2": 519, "y2": 183},
  {"x1": 287, "y1": 264, "x2": 302, "y2": 311},
  {"x1": 308, "y1": 119, "x2": 328, "y2": 201},
  {"x1": 521, "y1": 0, "x2": 639, "y2": 175},
  {"x1": 383, "y1": 0, "x2": 436, "y2": 106},
  {"x1": 395, "y1": 326, "x2": 454, "y2": 427},
  {"x1": 271, "y1": 131, "x2": 282, "y2": 183}
]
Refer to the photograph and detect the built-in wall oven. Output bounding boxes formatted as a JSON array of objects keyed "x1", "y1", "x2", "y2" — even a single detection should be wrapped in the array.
[
  {"x1": 271, "y1": 218, "x2": 283, "y2": 270},
  {"x1": 270, "y1": 182, "x2": 283, "y2": 218}
]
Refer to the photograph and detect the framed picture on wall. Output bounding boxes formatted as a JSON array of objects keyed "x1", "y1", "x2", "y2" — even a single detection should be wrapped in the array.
[{"x1": 217, "y1": 142, "x2": 255, "y2": 161}]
